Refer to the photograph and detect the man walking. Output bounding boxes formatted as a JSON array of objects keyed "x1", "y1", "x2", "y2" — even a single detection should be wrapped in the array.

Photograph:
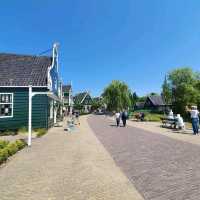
[
  {"x1": 121, "y1": 110, "x2": 128, "y2": 127},
  {"x1": 186, "y1": 105, "x2": 199, "y2": 135}
]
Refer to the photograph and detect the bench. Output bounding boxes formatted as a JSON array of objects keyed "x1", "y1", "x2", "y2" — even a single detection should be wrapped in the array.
[{"x1": 161, "y1": 117, "x2": 177, "y2": 129}]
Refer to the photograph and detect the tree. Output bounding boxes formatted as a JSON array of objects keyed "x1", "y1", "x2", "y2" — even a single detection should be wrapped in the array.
[
  {"x1": 102, "y1": 80, "x2": 131, "y2": 112},
  {"x1": 129, "y1": 92, "x2": 138, "y2": 108},
  {"x1": 162, "y1": 76, "x2": 172, "y2": 104},
  {"x1": 137, "y1": 95, "x2": 147, "y2": 102},
  {"x1": 91, "y1": 97, "x2": 104, "y2": 111},
  {"x1": 164, "y1": 67, "x2": 200, "y2": 117},
  {"x1": 168, "y1": 68, "x2": 197, "y2": 86},
  {"x1": 149, "y1": 92, "x2": 159, "y2": 96}
]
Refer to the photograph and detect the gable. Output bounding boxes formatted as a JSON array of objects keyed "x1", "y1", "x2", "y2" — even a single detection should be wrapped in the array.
[
  {"x1": 74, "y1": 92, "x2": 92, "y2": 105},
  {"x1": 146, "y1": 96, "x2": 165, "y2": 106},
  {"x1": 82, "y1": 94, "x2": 93, "y2": 105}
]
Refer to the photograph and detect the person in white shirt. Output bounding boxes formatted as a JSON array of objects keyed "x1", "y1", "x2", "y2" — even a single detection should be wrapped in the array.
[
  {"x1": 186, "y1": 105, "x2": 199, "y2": 135},
  {"x1": 115, "y1": 111, "x2": 121, "y2": 127},
  {"x1": 176, "y1": 114, "x2": 185, "y2": 130},
  {"x1": 168, "y1": 109, "x2": 174, "y2": 119}
]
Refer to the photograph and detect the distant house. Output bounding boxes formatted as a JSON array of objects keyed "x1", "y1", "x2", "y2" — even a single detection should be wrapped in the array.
[
  {"x1": 0, "y1": 44, "x2": 63, "y2": 131},
  {"x1": 134, "y1": 95, "x2": 171, "y2": 112},
  {"x1": 62, "y1": 84, "x2": 73, "y2": 114},
  {"x1": 144, "y1": 95, "x2": 169, "y2": 112},
  {"x1": 73, "y1": 92, "x2": 93, "y2": 113},
  {"x1": 134, "y1": 102, "x2": 145, "y2": 110}
]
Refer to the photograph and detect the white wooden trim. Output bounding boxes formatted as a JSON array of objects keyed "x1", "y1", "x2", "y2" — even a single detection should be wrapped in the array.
[
  {"x1": 80, "y1": 92, "x2": 89, "y2": 104},
  {"x1": 0, "y1": 93, "x2": 14, "y2": 118},
  {"x1": 28, "y1": 86, "x2": 32, "y2": 146}
]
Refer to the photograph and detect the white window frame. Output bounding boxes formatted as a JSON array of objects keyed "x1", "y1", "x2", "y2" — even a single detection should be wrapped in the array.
[{"x1": 0, "y1": 93, "x2": 13, "y2": 118}]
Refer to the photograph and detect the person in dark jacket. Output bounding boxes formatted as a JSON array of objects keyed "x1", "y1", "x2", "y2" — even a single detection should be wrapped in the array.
[
  {"x1": 75, "y1": 111, "x2": 80, "y2": 125},
  {"x1": 121, "y1": 110, "x2": 128, "y2": 127}
]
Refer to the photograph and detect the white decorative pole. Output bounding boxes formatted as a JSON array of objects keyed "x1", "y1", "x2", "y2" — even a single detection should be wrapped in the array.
[
  {"x1": 28, "y1": 85, "x2": 32, "y2": 146},
  {"x1": 54, "y1": 101, "x2": 57, "y2": 124}
]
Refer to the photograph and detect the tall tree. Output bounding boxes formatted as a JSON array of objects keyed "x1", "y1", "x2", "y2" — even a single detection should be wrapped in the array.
[
  {"x1": 91, "y1": 97, "x2": 104, "y2": 111},
  {"x1": 129, "y1": 92, "x2": 138, "y2": 108},
  {"x1": 102, "y1": 80, "x2": 131, "y2": 112},
  {"x1": 162, "y1": 76, "x2": 172, "y2": 104},
  {"x1": 165, "y1": 67, "x2": 200, "y2": 116}
]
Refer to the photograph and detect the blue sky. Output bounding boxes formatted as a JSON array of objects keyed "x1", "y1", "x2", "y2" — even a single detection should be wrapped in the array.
[{"x1": 1, "y1": 0, "x2": 200, "y2": 96}]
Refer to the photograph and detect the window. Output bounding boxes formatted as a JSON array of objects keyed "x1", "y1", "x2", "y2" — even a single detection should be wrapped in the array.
[
  {"x1": 64, "y1": 92, "x2": 69, "y2": 97},
  {"x1": 0, "y1": 93, "x2": 13, "y2": 118}
]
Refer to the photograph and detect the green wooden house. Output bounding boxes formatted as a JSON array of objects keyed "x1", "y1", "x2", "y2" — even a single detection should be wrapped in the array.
[
  {"x1": 0, "y1": 44, "x2": 63, "y2": 131},
  {"x1": 73, "y1": 92, "x2": 93, "y2": 113},
  {"x1": 62, "y1": 84, "x2": 73, "y2": 114}
]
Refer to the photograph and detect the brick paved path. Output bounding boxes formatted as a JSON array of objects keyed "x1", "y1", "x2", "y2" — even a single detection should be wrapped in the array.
[
  {"x1": 0, "y1": 117, "x2": 143, "y2": 200},
  {"x1": 88, "y1": 115, "x2": 200, "y2": 200}
]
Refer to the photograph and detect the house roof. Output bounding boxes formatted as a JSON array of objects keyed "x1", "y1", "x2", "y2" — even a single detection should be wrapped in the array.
[
  {"x1": 147, "y1": 95, "x2": 165, "y2": 106},
  {"x1": 0, "y1": 53, "x2": 52, "y2": 86},
  {"x1": 135, "y1": 102, "x2": 145, "y2": 107},
  {"x1": 74, "y1": 92, "x2": 90, "y2": 104},
  {"x1": 62, "y1": 85, "x2": 71, "y2": 93}
]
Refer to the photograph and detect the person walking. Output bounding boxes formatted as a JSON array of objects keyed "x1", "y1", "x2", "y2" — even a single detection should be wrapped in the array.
[
  {"x1": 75, "y1": 111, "x2": 80, "y2": 125},
  {"x1": 121, "y1": 110, "x2": 128, "y2": 127},
  {"x1": 115, "y1": 111, "x2": 121, "y2": 127},
  {"x1": 186, "y1": 105, "x2": 199, "y2": 135}
]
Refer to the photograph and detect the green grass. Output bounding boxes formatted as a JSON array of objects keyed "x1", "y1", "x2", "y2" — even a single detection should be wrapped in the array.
[
  {"x1": 144, "y1": 113, "x2": 164, "y2": 122},
  {"x1": 130, "y1": 110, "x2": 164, "y2": 122},
  {"x1": 35, "y1": 128, "x2": 47, "y2": 137},
  {"x1": 18, "y1": 127, "x2": 27, "y2": 134}
]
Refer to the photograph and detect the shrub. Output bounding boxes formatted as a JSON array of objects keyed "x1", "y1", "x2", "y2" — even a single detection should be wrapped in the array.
[
  {"x1": 0, "y1": 140, "x2": 27, "y2": 165},
  {"x1": 0, "y1": 130, "x2": 17, "y2": 136},
  {"x1": 6, "y1": 143, "x2": 19, "y2": 156},
  {"x1": 36, "y1": 128, "x2": 47, "y2": 137},
  {"x1": 15, "y1": 139, "x2": 27, "y2": 150},
  {"x1": 18, "y1": 127, "x2": 27, "y2": 134},
  {"x1": 0, "y1": 148, "x2": 9, "y2": 164},
  {"x1": 0, "y1": 140, "x2": 9, "y2": 149}
]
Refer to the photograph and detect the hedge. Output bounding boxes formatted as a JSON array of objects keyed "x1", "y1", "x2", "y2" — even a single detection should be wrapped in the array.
[
  {"x1": 0, "y1": 139, "x2": 27, "y2": 165},
  {"x1": 0, "y1": 140, "x2": 9, "y2": 149}
]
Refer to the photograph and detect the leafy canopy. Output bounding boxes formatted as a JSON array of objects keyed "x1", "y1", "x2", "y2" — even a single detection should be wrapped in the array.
[
  {"x1": 162, "y1": 67, "x2": 200, "y2": 116},
  {"x1": 102, "y1": 80, "x2": 131, "y2": 112}
]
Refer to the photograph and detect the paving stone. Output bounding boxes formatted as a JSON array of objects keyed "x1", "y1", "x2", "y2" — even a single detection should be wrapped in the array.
[
  {"x1": 88, "y1": 115, "x2": 200, "y2": 200},
  {"x1": 0, "y1": 116, "x2": 143, "y2": 200}
]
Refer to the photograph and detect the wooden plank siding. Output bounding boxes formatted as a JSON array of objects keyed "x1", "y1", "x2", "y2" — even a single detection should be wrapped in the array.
[
  {"x1": 32, "y1": 94, "x2": 48, "y2": 129},
  {"x1": 47, "y1": 97, "x2": 54, "y2": 128},
  {"x1": 0, "y1": 87, "x2": 52, "y2": 131}
]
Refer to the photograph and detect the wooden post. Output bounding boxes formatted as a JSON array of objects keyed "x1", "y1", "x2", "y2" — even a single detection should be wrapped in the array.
[{"x1": 28, "y1": 85, "x2": 32, "y2": 146}]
